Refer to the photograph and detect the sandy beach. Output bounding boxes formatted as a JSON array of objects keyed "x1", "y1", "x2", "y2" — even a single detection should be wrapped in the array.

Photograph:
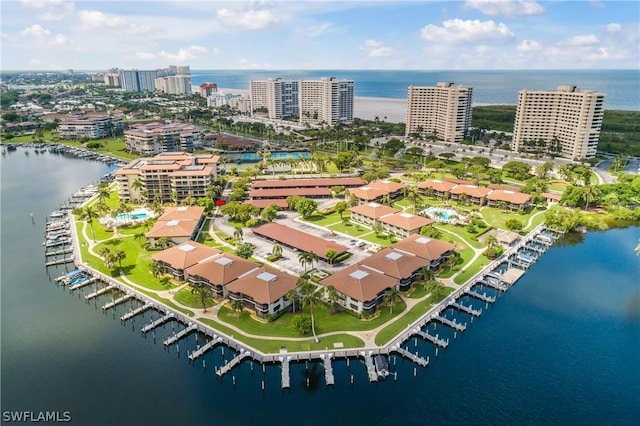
[{"x1": 214, "y1": 87, "x2": 408, "y2": 123}]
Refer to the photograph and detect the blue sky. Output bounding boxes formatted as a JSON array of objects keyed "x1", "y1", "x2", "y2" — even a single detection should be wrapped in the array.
[{"x1": 1, "y1": 0, "x2": 638, "y2": 70}]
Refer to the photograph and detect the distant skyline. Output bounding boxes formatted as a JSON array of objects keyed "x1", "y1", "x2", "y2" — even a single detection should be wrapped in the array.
[{"x1": 1, "y1": 0, "x2": 638, "y2": 71}]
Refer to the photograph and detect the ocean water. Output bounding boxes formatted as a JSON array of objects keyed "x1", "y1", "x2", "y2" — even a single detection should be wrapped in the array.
[
  {"x1": 1, "y1": 149, "x2": 639, "y2": 425},
  {"x1": 190, "y1": 69, "x2": 640, "y2": 111}
]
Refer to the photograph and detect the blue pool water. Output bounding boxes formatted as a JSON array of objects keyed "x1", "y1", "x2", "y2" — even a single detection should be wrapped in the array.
[{"x1": 228, "y1": 151, "x2": 311, "y2": 163}]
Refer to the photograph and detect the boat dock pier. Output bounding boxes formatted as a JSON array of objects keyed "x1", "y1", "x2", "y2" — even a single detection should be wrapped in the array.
[
  {"x1": 189, "y1": 336, "x2": 223, "y2": 361},
  {"x1": 433, "y1": 315, "x2": 467, "y2": 332},
  {"x1": 45, "y1": 247, "x2": 73, "y2": 257},
  {"x1": 412, "y1": 328, "x2": 449, "y2": 348},
  {"x1": 120, "y1": 303, "x2": 153, "y2": 321},
  {"x1": 45, "y1": 256, "x2": 74, "y2": 267},
  {"x1": 69, "y1": 277, "x2": 99, "y2": 291},
  {"x1": 465, "y1": 289, "x2": 496, "y2": 303},
  {"x1": 280, "y1": 356, "x2": 291, "y2": 389},
  {"x1": 391, "y1": 346, "x2": 429, "y2": 367},
  {"x1": 482, "y1": 276, "x2": 508, "y2": 292},
  {"x1": 141, "y1": 313, "x2": 175, "y2": 334},
  {"x1": 449, "y1": 301, "x2": 482, "y2": 317},
  {"x1": 164, "y1": 323, "x2": 198, "y2": 346},
  {"x1": 103, "y1": 293, "x2": 134, "y2": 311},
  {"x1": 360, "y1": 351, "x2": 379, "y2": 382},
  {"x1": 321, "y1": 353, "x2": 335, "y2": 386},
  {"x1": 85, "y1": 284, "x2": 116, "y2": 300},
  {"x1": 216, "y1": 349, "x2": 251, "y2": 378}
]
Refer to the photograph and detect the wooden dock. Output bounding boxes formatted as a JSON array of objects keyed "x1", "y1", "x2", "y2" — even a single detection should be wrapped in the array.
[
  {"x1": 466, "y1": 289, "x2": 496, "y2": 303},
  {"x1": 360, "y1": 351, "x2": 378, "y2": 382},
  {"x1": 45, "y1": 256, "x2": 74, "y2": 267},
  {"x1": 85, "y1": 284, "x2": 116, "y2": 300},
  {"x1": 392, "y1": 346, "x2": 429, "y2": 367},
  {"x1": 280, "y1": 356, "x2": 291, "y2": 389},
  {"x1": 433, "y1": 315, "x2": 466, "y2": 332},
  {"x1": 413, "y1": 328, "x2": 448, "y2": 348},
  {"x1": 189, "y1": 336, "x2": 222, "y2": 361},
  {"x1": 450, "y1": 301, "x2": 482, "y2": 317},
  {"x1": 102, "y1": 293, "x2": 134, "y2": 311},
  {"x1": 45, "y1": 247, "x2": 73, "y2": 257},
  {"x1": 216, "y1": 350, "x2": 251, "y2": 377},
  {"x1": 164, "y1": 324, "x2": 198, "y2": 346},
  {"x1": 120, "y1": 303, "x2": 153, "y2": 322},
  {"x1": 68, "y1": 277, "x2": 99, "y2": 291},
  {"x1": 321, "y1": 353, "x2": 335, "y2": 386},
  {"x1": 501, "y1": 268, "x2": 526, "y2": 285},
  {"x1": 483, "y1": 276, "x2": 508, "y2": 291},
  {"x1": 141, "y1": 312, "x2": 174, "y2": 333}
]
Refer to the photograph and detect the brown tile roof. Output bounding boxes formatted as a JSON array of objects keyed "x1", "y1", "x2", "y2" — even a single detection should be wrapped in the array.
[
  {"x1": 542, "y1": 192, "x2": 562, "y2": 201},
  {"x1": 320, "y1": 264, "x2": 397, "y2": 302},
  {"x1": 251, "y1": 177, "x2": 365, "y2": 189},
  {"x1": 392, "y1": 234, "x2": 456, "y2": 261},
  {"x1": 449, "y1": 184, "x2": 492, "y2": 198},
  {"x1": 113, "y1": 168, "x2": 140, "y2": 176},
  {"x1": 157, "y1": 206, "x2": 205, "y2": 221},
  {"x1": 151, "y1": 242, "x2": 221, "y2": 270},
  {"x1": 253, "y1": 222, "x2": 348, "y2": 257},
  {"x1": 349, "y1": 186, "x2": 387, "y2": 201},
  {"x1": 169, "y1": 165, "x2": 214, "y2": 177},
  {"x1": 488, "y1": 184, "x2": 521, "y2": 192},
  {"x1": 249, "y1": 187, "x2": 331, "y2": 199},
  {"x1": 417, "y1": 179, "x2": 457, "y2": 192},
  {"x1": 140, "y1": 163, "x2": 182, "y2": 172},
  {"x1": 486, "y1": 190, "x2": 532, "y2": 205},
  {"x1": 145, "y1": 218, "x2": 200, "y2": 239},
  {"x1": 348, "y1": 202, "x2": 399, "y2": 219},
  {"x1": 359, "y1": 248, "x2": 426, "y2": 280},
  {"x1": 367, "y1": 180, "x2": 405, "y2": 193},
  {"x1": 186, "y1": 253, "x2": 259, "y2": 286},
  {"x1": 226, "y1": 267, "x2": 298, "y2": 304},
  {"x1": 378, "y1": 212, "x2": 433, "y2": 231}
]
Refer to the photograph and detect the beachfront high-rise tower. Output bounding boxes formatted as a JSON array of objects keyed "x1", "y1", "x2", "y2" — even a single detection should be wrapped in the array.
[
  {"x1": 405, "y1": 82, "x2": 473, "y2": 144},
  {"x1": 299, "y1": 77, "x2": 354, "y2": 126},
  {"x1": 513, "y1": 85, "x2": 606, "y2": 159},
  {"x1": 250, "y1": 78, "x2": 300, "y2": 120}
]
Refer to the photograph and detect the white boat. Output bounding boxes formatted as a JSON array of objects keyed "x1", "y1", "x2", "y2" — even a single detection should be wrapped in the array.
[{"x1": 374, "y1": 355, "x2": 389, "y2": 379}]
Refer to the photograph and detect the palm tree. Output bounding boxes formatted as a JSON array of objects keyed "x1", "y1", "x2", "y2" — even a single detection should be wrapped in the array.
[
  {"x1": 231, "y1": 299, "x2": 244, "y2": 318},
  {"x1": 233, "y1": 225, "x2": 243, "y2": 241},
  {"x1": 301, "y1": 282, "x2": 320, "y2": 342},
  {"x1": 81, "y1": 205, "x2": 98, "y2": 242},
  {"x1": 134, "y1": 232, "x2": 146, "y2": 246},
  {"x1": 191, "y1": 284, "x2": 214, "y2": 312},
  {"x1": 150, "y1": 260, "x2": 163, "y2": 278},
  {"x1": 98, "y1": 247, "x2": 113, "y2": 268},
  {"x1": 335, "y1": 201, "x2": 347, "y2": 220},
  {"x1": 272, "y1": 243, "x2": 283, "y2": 259},
  {"x1": 112, "y1": 249, "x2": 126, "y2": 271},
  {"x1": 131, "y1": 178, "x2": 143, "y2": 200},
  {"x1": 97, "y1": 185, "x2": 110, "y2": 206},
  {"x1": 419, "y1": 266, "x2": 434, "y2": 286},
  {"x1": 157, "y1": 237, "x2": 171, "y2": 249},
  {"x1": 298, "y1": 251, "x2": 318, "y2": 273},
  {"x1": 582, "y1": 185, "x2": 598, "y2": 211},
  {"x1": 286, "y1": 288, "x2": 299, "y2": 313},
  {"x1": 372, "y1": 220, "x2": 383, "y2": 238},
  {"x1": 384, "y1": 286, "x2": 401, "y2": 314},
  {"x1": 326, "y1": 285, "x2": 340, "y2": 314}
]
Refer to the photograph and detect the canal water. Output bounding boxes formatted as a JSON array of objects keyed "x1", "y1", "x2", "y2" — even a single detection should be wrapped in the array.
[{"x1": 1, "y1": 147, "x2": 639, "y2": 425}]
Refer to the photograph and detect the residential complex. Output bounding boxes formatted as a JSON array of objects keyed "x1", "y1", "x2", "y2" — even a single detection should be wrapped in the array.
[
  {"x1": 405, "y1": 82, "x2": 473, "y2": 144},
  {"x1": 155, "y1": 75, "x2": 192, "y2": 96},
  {"x1": 124, "y1": 121, "x2": 205, "y2": 155},
  {"x1": 119, "y1": 70, "x2": 158, "y2": 92},
  {"x1": 114, "y1": 152, "x2": 219, "y2": 203},
  {"x1": 418, "y1": 179, "x2": 532, "y2": 210},
  {"x1": 250, "y1": 77, "x2": 354, "y2": 125},
  {"x1": 56, "y1": 112, "x2": 123, "y2": 140},
  {"x1": 145, "y1": 206, "x2": 206, "y2": 249},
  {"x1": 513, "y1": 85, "x2": 606, "y2": 159}
]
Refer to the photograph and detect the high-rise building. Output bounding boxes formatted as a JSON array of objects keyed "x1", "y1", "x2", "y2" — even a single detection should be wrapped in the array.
[
  {"x1": 119, "y1": 70, "x2": 159, "y2": 92},
  {"x1": 405, "y1": 82, "x2": 473, "y2": 144},
  {"x1": 250, "y1": 78, "x2": 300, "y2": 119},
  {"x1": 299, "y1": 77, "x2": 353, "y2": 126},
  {"x1": 199, "y1": 83, "x2": 218, "y2": 97},
  {"x1": 103, "y1": 73, "x2": 120, "y2": 87},
  {"x1": 513, "y1": 85, "x2": 606, "y2": 159},
  {"x1": 155, "y1": 75, "x2": 192, "y2": 95},
  {"x1": 250, "y1": 80, "x2": 269, "y2": 115}
]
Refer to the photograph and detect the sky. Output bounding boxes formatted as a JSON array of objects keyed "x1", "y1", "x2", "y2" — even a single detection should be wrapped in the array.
[{"x1": 0, "y1": 0, "x2": 638, "y2": 71}]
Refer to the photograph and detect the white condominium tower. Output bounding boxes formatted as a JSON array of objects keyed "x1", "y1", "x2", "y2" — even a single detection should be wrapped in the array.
[
  {"x1": 119, "y1": 70, "x2": 159, "y2": 92},
  {"x1": 250, "y1": 78, "x2": 300, "y2": 120},
  {"x1": 405, "y1": 82, "x2": 473, "y2": 144},
  {"x1": 513, "y1": 85, "x2": 606, "y2": 159},
  {"x1": 299, "y1": 77, "x2": 354, "y2": 126}
]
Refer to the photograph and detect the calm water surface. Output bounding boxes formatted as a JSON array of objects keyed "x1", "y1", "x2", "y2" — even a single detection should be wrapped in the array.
[{"x1": 1, "y1": 148, "x2": 639, "y2": 425}]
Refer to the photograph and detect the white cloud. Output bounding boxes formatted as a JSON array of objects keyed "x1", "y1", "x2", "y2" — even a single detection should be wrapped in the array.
[
  {"x1": 559, "y1": 34, "x2": 600, "y2": 46},
  {"x1": 303, "y1": 22, "x2": 333, "y2": 38},
  {"x1": 238, "y1": 58, "x2": 261, "y2": 69},
  {"x1": 77, "y1": 10, "x2": 151, "y2": 36},
  {"x1": 134, "y1": 51, "x2": 156, "y2": 60},
  {"x1": 20, "y1": 24, "x2": 74, "y2": 48},
  {"x1": 20, "y1": 0, "x2": 67, "y2": 9},
  {"x1": 464, "y1": 0, "x2": 543, "y2": 17},
  {"x1": 421, "y1": 19, "x2": 514, "y2": 44},
  {"x1": 159, "y1": 45, "x2": 208, "y2": 61},
  {"x1": 217, "y1": 8, "x2": 280, "y2": 30},
  {"x1": 517, "y1": 39, "x2": 542, "y2": 51},
  {"x1": 605, "y1": 23, "x2": 621, "y2": 33},
  {"x1": 360, "y1": 39, "x2": 393, "y2": 57}
]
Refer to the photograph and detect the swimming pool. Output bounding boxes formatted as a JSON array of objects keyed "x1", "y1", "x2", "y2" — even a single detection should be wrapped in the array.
[
  {"x1": 421, "y1": 207, "x2": 465, "y2": 224},
  {"x1": 226, "y1": 151, "x2": 311, "y2": 163},
  {"x1": 100, "y1": 207, "x2": 155, "y2": 227}
]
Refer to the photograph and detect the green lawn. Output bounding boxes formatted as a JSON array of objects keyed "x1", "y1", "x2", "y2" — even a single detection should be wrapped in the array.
[
  {"x1": 453, "y1": 255, "x2": 493, "y2": 285},
  {"x1": 374, "y1": 287, "x2": 454, "y2": 346},
  {"x1": 174, "y1": 287, "x2": 216, "y2": 309},
  {"x1": 199, "y1": 318, "x2": 364, "y2": 353},
  {"x1": 304, "y1": 212, "x2": 343, "y2": 227},
  {"x1": 217, "y1": 299, "x2": 407, "y2": 337},
  {"x1": 435, "y1": 223, "x2": 487, "y2": 249},
  {"x1": 360, "y1": 232, "x2": 395, "y2": 247},
  {"x1": 327, "y1": 221, "x2": 370, "y2": 237},
  {"x1": 479, "y1": 207, "x2": 532, "y2": 231}
]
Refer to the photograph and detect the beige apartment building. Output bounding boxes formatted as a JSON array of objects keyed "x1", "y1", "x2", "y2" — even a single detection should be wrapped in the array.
[
  {"x1": 299, "y1": 77, "x2": 354, "y2": 126},
  {"x1": 124, "y1": 121, "x2": 204, "y2": 155},
  {"x1": 57, "y1": 112, "x2": 124, "y2": 140},
  {"x1": 114, "y1": 152, "x2": 219, "y2": 203},
  {"x1": 513, "y1": 85, "x2": 606, "y2": 159},
  {"x1": 405, "y1": 82, "x2": 473, "y2": 144}
]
